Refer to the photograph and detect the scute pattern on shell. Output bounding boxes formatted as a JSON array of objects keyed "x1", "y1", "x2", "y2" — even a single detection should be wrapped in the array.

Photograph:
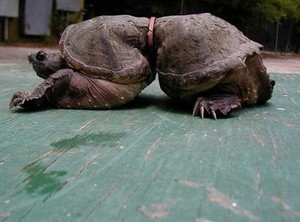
[
  {"x1": 155, "y1": 14, "x2": 262, "y2": 76},
  {"x1": 60, "y1": 15, "x2": 152, "y2": 84},
  {"x1": 155, "y1": 13, "x2": 264, "y2": 100}
]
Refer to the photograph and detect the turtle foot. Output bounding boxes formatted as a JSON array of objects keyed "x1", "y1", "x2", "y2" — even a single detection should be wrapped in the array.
[
  {"x1": 10, "y1": 91, "x2": 45, "y2": 110},
  {"x1": 192, "y1": 94, "x2": 241, "y2": 119},
  {"x1": 10, "y1": 92, "x2": 31, "y2": 110}
]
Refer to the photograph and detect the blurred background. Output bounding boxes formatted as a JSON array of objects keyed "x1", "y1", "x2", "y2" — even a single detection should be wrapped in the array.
[{"x1": 0, "y1": 0, "x2": 299, "y2": 53}]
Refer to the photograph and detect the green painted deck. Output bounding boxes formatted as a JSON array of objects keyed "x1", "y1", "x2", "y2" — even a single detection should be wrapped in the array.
[{"x1": 0, "y1": 60, "x2": 300, "y2": 222}]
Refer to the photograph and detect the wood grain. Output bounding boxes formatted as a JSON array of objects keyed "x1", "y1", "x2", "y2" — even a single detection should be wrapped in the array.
[{"x1": 0, "y1": 61, "x2": 299, "y2": 222}]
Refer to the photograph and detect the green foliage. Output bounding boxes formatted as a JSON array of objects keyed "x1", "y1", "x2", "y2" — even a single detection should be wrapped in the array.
[{"x1": 256, "y1": 0, "x2": 300, "y2": 22}]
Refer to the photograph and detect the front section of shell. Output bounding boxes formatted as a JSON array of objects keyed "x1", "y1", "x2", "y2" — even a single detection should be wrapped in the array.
[{"x1": 59, "y1": 15, "x2": 152, "y2": 84}]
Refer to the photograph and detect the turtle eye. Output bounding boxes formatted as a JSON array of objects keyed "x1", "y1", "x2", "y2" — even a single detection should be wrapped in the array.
[{"x1": 36, "y1": 51, "x2": 47, "y2": 61}]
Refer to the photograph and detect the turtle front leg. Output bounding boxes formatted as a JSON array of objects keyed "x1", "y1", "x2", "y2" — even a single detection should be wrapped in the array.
[
  {"x1": 10, "y1": 69, "x2": 72, "y2": 110},
  {"x1": 192, "y1": 94, "x2": 241, "y2": 119}
]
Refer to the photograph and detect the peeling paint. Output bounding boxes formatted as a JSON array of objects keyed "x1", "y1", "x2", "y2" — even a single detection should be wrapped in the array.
[
  {"x1": 176, "y1": 179, "x2": 260, "y2": 222},
  {"x1": 175, "y1": 179, "x2": 202, "y2": 189},
  {"x1": 0, "y1": 211, "x2": 10, "y2": 218},
  {"x1": 139, "y1": 203, "x2": 169, "y2": 219},
  {"x1": 206, "y1": 186, "x2": 259, "y2": 222},
  {"x1": 271, "y1": 196, "x2": 300, "y2": 218},
  {"x1": 251, "y1": 132, "x2": 265, "y2": 146},
  {"x1": 195, "y1": 218, "x2": 214, "y2": 222}
]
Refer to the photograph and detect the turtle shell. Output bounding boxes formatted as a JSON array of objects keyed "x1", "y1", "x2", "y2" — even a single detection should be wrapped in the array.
[
  {"x1": 59, "y1": 15, "x2": 152, "y2": 84},
  {"x1": 155, "y1": 13, "x2": 263, "y2": 100}
]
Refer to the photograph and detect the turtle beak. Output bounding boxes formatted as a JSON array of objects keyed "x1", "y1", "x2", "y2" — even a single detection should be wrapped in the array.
[{"x1": 27, "y1": 53, "x2": 34, "y2": 64}]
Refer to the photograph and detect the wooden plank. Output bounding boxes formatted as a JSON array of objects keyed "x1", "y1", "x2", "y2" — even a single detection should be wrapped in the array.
[{"x1": 0, "y1": 61, "x2": 300, "y2": 222}]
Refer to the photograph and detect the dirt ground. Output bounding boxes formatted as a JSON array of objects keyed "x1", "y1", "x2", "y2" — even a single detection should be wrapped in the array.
[
  {"x1": 261, "y1": 51, "x2": 300, "y2": 74},
  {"x1": 0, "y1": 46, "x2": 300, "y2": 74}
]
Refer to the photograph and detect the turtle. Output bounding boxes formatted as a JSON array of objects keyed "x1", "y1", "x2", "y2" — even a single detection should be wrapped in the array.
[
  {"x1": 154, "y1": 13, "x2": 275, "y2": 119},
  {"x1": 10, "y1": 15, "x2": 155, "y2": 110},
  {"x1": 10, "y1": 13, "x2": 275, "y2": 119}
]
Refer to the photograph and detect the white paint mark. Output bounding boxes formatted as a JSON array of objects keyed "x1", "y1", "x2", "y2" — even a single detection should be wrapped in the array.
[
  {"x1": 184, "y1": 133, "x2": 195, "y2": 143},
  {"x1": 144, "y1": 137, "x2": 161, "y2": 160},
  {"x1": 151, "y1": 112, "x2": 177, "y2": 124},
  {"x1": 252, "y1": 132, "x2": 265, "y2": 146},
  {"x1": 76, "y1": 119, "x2": 95, "y2": 132},
  {"x1": 276, "y1": 107, "x2": 286, "y2": 111}
]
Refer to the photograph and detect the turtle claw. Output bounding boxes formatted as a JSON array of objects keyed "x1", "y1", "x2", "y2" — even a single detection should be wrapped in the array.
[
  {"x1": 192, "y1": 102, "x2": 206, "y2": 118},
  {"x1": 192, "y1": 102, "x2": 199, "y2": 116},
  {"x1": 10, "y1": 92, "x2": 31, "y2": 110},
  {"x1": 200, "y1": 105, "x2": 205, "y2": 119},
  {"x1": 10, "y1": 91, "x2": 47, "y2": 110},
  {"x1": 194, "y1": 105, "x2": 217, "y2": 120},
  {"x1": 212, "y1": 110, "x2": 217, "y2": 120},
  {"x1": 192, "y1": 94, "x2": 241, "y2": 119}
]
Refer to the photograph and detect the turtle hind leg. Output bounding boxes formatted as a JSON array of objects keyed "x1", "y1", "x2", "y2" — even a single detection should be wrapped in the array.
[{"x1": 192, "y1": 94, "x2": 241, "y2": 119}]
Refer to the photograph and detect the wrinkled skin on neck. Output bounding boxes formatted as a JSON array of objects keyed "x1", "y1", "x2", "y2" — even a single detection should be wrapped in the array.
[{"x1": 27, "y1": 51, "x2": 66, "y2": 79}]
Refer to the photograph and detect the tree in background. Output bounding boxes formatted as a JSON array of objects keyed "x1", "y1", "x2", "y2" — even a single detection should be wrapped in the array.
[{"x1": 256, "y1": 0, "x2": 300, "y2": 51}]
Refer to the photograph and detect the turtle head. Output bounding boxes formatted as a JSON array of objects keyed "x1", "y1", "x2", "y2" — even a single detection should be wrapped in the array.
[{"x1": 28, "y1": 51, "x2": 66, "y2": 79}]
